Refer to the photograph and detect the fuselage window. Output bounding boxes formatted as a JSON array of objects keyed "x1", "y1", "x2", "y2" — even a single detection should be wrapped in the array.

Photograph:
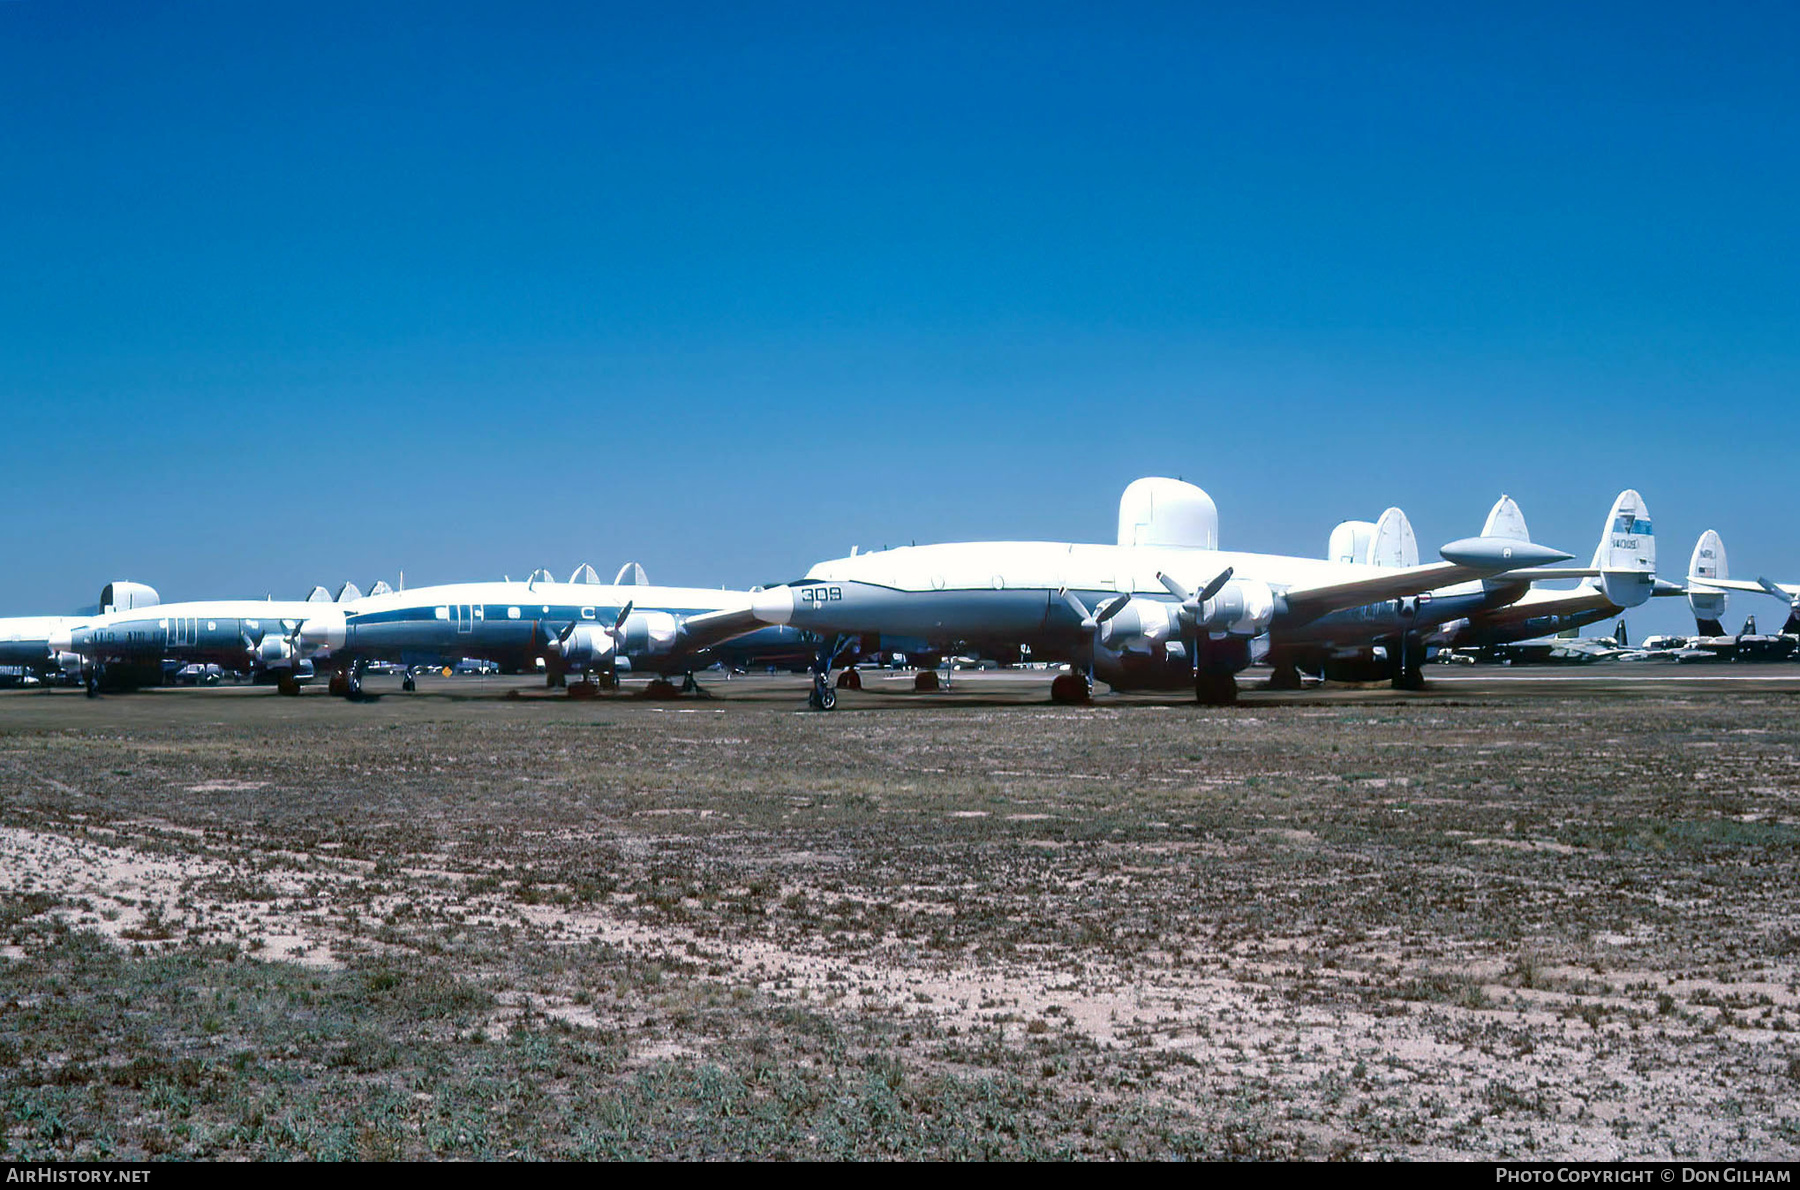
[
  {"x1": 434, "y1": 607, "x2": 449, "y2": 620},
  {"x1": 507, "y1": 607, "x2": 520, "y2": 619}
]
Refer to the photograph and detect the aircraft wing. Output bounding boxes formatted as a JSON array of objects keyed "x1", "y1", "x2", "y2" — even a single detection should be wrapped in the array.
[
  {"x1": 672, "y1": 606, "x2": 768, "y2": 655},
  {"x1": 1277, "y1": 539, "x2": 1574, "y2": 628}
]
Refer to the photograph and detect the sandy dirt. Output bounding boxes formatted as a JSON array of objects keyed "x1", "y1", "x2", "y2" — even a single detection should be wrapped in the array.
[{"x1": 0, "y1": 668, "x2": 1796, "y2": 1159}]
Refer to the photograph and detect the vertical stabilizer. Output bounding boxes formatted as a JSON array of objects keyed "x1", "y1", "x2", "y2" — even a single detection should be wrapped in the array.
[
  {"x1": 1367, "y1": 507, "x2": 1419, "y2": 568},
  {"x1": 1480, "y1": 494, "x2": 1531, "y2": 543},
  {"x1": 613, "y1": 562, "x2": 650, "y2": 586},
  {"x1": 1584, "y1": 489, "x2": 1656, "y2": 609},
  {"x1": 1687, "y1": 530, "x2": 1728, "y2": 635}
]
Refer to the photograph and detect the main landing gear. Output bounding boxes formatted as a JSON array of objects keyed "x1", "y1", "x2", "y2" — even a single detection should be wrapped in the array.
[
  {"x1": 326, "y1": 659, "x2": 372, "y2": 700},
  {"x1": 1390, "y1": 632, "x2": 1426, "y2": 691}
]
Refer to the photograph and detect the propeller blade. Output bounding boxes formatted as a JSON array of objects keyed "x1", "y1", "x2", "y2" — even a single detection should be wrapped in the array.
[
  {"x1": 1197, "y1": 567, "x2": 1235, "y2": 604},
  {"x1": 1755, "y1": 577, "x2": 1797, "y2": 605},
  {"x1": 612, "y1": 601, "x2": 634, "y2": 632},
  {"x1": 556, "y1": 620, "x2": 579, "y2": 644},
  {"x1": 1094, "y1": 594, "x2": 1131, "y2": 623},
  {"x1": 1057, "y1": 588, "x2": 1098, "y2": 632},
  {"x1": 1155, "y1": 572, "x2": 1191, "y2": 602}
]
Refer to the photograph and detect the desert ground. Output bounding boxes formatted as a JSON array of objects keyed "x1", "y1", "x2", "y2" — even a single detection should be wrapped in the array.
[{"x1": 1, "y1": 667, "x2": 1796, "y2": 1160}]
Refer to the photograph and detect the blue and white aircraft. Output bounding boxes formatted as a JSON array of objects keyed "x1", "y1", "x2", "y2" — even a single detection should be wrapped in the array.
[
  {"x1": 1, "y1": 582, "x2": 160, "y2": 686},
  {"x1": 301, "y1": 572, "x2": 808, "y2": 697},
  {"x1": 51, "y1": 583, "x2": 340, "y2": 695}
]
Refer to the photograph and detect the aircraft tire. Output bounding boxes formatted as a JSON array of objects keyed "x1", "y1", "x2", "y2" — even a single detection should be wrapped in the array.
[
  {"x1": 836, "y1": 669, "x2": 861, "y2": 690},
  {"x1": 1265, "y1": 665, "x2": 1304, "y2": 690},
  {"x1": 1391, "y1": 667, "x2": 1426, "y2": 692},
  {"x1": 1195, "y1": 673, "x2": 1237, "y2": 705},
  {"x1": 402, "y1": 676, "x2": 416, "y2": 692},
  {"x1": 913, "y1": 671, "x2": 940, "y2": 693}
]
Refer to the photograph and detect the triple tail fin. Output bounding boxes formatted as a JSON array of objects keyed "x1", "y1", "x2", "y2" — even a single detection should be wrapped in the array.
[{"x1": 1581, "y1": 489, "x2": 1655, "y2": 609}]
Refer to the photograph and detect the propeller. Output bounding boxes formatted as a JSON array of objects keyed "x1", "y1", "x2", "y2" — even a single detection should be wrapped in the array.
[
  {"x1": 549, "y1": 602, "x2": 634, "y2": 667},
  {"x1": 1154, "y1": 568, "x2": 1234, "y2": 693},
  {"x1": 1155, "y1": 567, "x2": 1234, "y2": 623},
  {"x1": 1057, "y1": 588, "x2": 1130, "y2": 690}
]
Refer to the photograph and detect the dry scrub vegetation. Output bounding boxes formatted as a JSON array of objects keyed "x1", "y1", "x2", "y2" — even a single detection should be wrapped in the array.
[{"x1": 1, "y1": 673, "x2": 1797, "y2": 1159}]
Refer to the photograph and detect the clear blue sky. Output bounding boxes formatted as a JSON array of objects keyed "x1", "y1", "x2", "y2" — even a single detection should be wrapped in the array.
[{"x1": 3, "y1": 2, "x2": 1795, "y2": 636}]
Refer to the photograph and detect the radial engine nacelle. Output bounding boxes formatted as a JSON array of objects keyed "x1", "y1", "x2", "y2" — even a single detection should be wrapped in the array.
[
  {"x1": 1152, "y1": 571, "x2": 1278, "y2": 639},
  {"x1": 554, "y1": 623, "x2": 619, "y2": 669},
  {"x1": 1190, "y1": 578, "x2": 1276, "y2": 638},
  {"x1": 617, "y1": 610, "x2": 679, "y2": 656},
  {"x1": 1096, "y1": 598, "x2": 1182, "y2": 654},
  {"x1": 254, "y1": 636, "x2": 296, "y2": 667}
]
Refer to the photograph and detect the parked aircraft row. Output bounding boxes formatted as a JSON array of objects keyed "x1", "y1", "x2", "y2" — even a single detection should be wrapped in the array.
[{"x1": 3, "y1": 479, "x2": 1793, "y2": 707}]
